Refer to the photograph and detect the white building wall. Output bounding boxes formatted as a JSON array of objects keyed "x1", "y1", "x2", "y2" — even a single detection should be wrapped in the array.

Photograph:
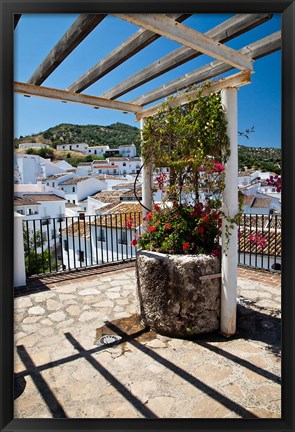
[
  {"x1": 19, "y1": 143, "x2": 50, "y2": 149},
  {"x1": 76, "y1": 179, "x2": 107, "y2": 201},
  {"x1": 56, "y1": 143, "x2": 88, "y2": 152},
  {"x1": 86, "y1": 146, "x2": 109, "y2": 156}
]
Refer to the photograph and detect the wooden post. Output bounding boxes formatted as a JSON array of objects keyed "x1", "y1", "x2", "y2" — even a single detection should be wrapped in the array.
[
  {"x1": 221, "y1": 87, "x2": 238, "y2": 337},
  {"x1": 140, "y1": 118, "x2": 153, "y2": 218}
]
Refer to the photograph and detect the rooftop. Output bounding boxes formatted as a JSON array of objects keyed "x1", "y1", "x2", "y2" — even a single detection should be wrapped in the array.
[
  {"x1": 14, "y1": 195, "x2": 40, "y2": 206},
  {"x1": 22, "y1": 193, "x2": 66, "y2": 202},
  {"x1": 59, "y1": 176, "x2": 92, "y2": 185},
  {"x1": 14, "y1": 264, "x2": 281, "y2": 419}
]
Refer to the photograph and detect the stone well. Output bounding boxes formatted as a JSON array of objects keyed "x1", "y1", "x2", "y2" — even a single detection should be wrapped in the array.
[{"x1": 136, "y1": 250, "x2": 221, "y2": 337}]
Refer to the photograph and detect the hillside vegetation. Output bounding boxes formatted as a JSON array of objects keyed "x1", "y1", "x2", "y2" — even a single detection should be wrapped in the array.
[
  {"x1": 14, "y1": 122, "x2": 141, "y2": 150},
  {"x1": 238, "y1": 145, "x2": 281, "y2": 174},
  {"x1": 14, "y1": 122, "x2": 281, "y2": 173}
]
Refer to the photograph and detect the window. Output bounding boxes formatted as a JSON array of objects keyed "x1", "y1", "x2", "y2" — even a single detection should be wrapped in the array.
[
  {"x1": 97, "y1": 228, "x2": 105, "y2": 242},
  {"x1": 78, "y1": 250, "x2": 84, "y2": 262},
  {"x1": 113, "y1": 169, "x2": 117, "y2": 174},
  {"x1": 123, "y1": 163, "x2": 126, "y2": 166},
  {"x1": 119, "y1": 229, "x2": 127, "y2": 244},
  {"x1": 72, "y1": 187, "x2": 75, "y2": 192},
  {"x1": 76, "y1": 145, "x2": 79, "y2": 148}
]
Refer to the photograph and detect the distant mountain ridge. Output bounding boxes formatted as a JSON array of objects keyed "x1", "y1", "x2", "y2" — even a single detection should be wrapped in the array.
[{"x1": 14, "y1": 122, "x2": 281, "y2": 173}]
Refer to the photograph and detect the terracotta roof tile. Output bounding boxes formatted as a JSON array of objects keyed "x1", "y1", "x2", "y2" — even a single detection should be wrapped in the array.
[
  {"x1": 22, "y1": 194, "x2": 66, "y2": 202},
  {"x1": 59, "y1": 176, "x2": 91, "y2": 185},
  {"x1": 14, "y1": 195, "x2": 40, "y2": 206}
]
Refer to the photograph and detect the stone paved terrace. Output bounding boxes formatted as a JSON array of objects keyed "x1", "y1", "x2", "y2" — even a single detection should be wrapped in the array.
[{"x1": 14, "y1": 263, "x2": 281, "y2": 419}]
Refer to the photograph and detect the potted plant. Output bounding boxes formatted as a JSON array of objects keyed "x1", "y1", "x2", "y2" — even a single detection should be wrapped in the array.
[{"x1": 133, "y1": 85, "x2": 238, "y2": 338}]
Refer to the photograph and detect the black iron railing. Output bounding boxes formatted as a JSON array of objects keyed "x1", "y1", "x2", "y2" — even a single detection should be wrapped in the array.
[
  {"x1": 23, "y1": 212, "x2": 281, "y2": 277},
  {"x1": 23, "y1": 212, "x2": 142, "y2": 277},
  {"x1": 238, "y1": 213, "x2": 281, "y2": 272}
]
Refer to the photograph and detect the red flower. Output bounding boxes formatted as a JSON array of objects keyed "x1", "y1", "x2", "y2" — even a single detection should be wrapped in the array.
[
  {"x1": 199, "y1": 226, "x2": 204, "y2": 234},
  {"x1": 164, "y1": 223, "x2": 172, "y2": 230},
  {"x1": 202, "y1": 215, "x2": 209, "y2": 223},
  {"x1": 126, "y1": 220, "x2": 133, "y2": 229},
  {"x1": 148, "y1": 225, "x2": 157, "y2": 233},
  {"x1": 183, "y1": 242, "x2": 190, "y2": 251},
  {"x1": 146, "y1": 212, "x2": 153, "y2": 220},
  {"x1": 131, "y1": 239, "x2": 138, "y2": 246},
  {"x1": 190, "y1": 211, "x2": 197, "y2": 217},
  {"x1": 154, "y1": 204, "x2": 160, "y2": 211}
]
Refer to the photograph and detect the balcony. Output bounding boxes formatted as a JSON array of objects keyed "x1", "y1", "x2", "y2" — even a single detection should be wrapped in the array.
[{"x1": 14, "y1": 263, "x2": 281, "y2": 418}]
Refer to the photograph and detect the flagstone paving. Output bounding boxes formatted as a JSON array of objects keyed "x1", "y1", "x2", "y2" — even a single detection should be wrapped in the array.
[{"x1": 14, "y1": 264, "x2": 281, "y2": 419}]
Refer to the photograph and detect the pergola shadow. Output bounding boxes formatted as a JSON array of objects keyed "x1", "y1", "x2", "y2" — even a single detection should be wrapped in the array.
[{"x1": 15, "y1": 311, "x2": 280, "y2": 419}]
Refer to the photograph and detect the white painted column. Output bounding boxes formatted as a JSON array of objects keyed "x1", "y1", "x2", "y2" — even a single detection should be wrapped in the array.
[
  {"x1": 221, "y1": 87, "x2": 238, "y2": 337},
  {"x1": 140, "y1": 118, "x2": 153, "y2": 218},
  {"x1": 14, "y1": 212, "x2": 26, "y2": 287}
]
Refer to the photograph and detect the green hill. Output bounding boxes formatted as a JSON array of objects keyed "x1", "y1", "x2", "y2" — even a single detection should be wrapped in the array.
[
  {"x1": 238, "y1": 145, "x2": 281, "y2": 174},
  {"x1": 14, "y1": 122, "x2": 141, "y2": 151},
  {"x1": 14, "y1": 122, "x2": 281, "y2": 174}
]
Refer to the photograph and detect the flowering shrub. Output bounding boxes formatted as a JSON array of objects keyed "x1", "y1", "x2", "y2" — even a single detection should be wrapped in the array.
[
  {"x1": 266, "y1": 175, "x2": 281, "y2": 192},
  {"x1": 133, "y1": 85, "x2": 242, "y2": 256},
  {"x1": 249, "y1": 232, "x2": 267, "y2": 249},
  {"x1": 138, "y1": 200, "x2": 222, "y2": 256}
]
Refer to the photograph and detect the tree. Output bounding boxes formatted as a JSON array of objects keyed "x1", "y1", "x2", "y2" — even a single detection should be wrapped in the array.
[{"x1": 23, "y1": 227, "x2": 56, "y2": 276}]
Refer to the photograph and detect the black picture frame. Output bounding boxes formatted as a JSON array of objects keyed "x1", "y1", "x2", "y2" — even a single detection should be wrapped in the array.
[{"x1": 1, "y1": 1, "x2": 294, "y2": 431}]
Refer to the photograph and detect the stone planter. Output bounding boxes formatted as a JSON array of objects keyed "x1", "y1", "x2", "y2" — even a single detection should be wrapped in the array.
[{"x1": 136, "y1": 250, "x2": 221, "y2": 337}]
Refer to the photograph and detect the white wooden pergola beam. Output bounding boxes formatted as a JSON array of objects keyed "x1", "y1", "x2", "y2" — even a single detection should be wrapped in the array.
[
  {"x1": 67, "y1": 14, "x2": 190, "y2": 94},
  {"x1": 100, "y1": 14, "x2": 271, "y2": 101},
  {"x1": 136, "y1": 70, "x2": 251, "y2": 121},
  {"x1": 27, "y1": 14, "x2": 107, "y2": 86},
  {"x1": 114, "y1": 14, "x2": 253, "y2": 72},
  {"x1": 14, "y1": 82, "x2": 142, "y2": 115}
]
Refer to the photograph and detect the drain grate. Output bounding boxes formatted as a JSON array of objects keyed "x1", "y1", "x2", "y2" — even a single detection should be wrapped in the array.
[{"x1": 95, "y1": 334, "x2": 122, "y2": 347}]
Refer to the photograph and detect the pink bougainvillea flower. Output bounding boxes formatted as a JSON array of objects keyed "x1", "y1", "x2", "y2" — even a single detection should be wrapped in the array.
[
  {"x1": 183, "y1": 242, "x2": 190, "y2": 251},
  {"x1": 164, "y1": 223, "x2": 172, "y2": 230},
  {"x1": 131, "y1": 239, "x2": 138, "y2": 246},
  {"x1": 154, "y1": 204, "x2": 160, "y2": 211},
  {"x1": 148, "y1": 225, "x2": 157, "y2": 233},
  {"x1": 202, "y1": 215, "x2": 209, "y2": 223},
  {"x1": 190, "y1": 211, "x2": 197, "y2": 217},
  {"x1": 214, "y1": 162, "x2": 225, "y2": 172}
]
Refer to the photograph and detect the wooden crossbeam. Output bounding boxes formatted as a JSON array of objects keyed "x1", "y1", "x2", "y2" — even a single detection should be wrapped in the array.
[
  {"x1": 101, "y1": 14, "x2": 272, "y2": 101},
  {"x1": 115, "y1": 14, "x2": 253, "y2": 72},
  {"x1": 136, "y1": 71, "x2": 251, "y2": 121},
  {"x1": 27, "y1": 14, "x2": 107, "y2": 86},
  {"x1": 14, "y1": 82, "x2": 142, "y2": 115},
  {"x1": 67, "y1": 14, "x2": 190, "y2": 93},
  {"x1": 132, "y1": 31, "x2": 281, "y2": 107}
]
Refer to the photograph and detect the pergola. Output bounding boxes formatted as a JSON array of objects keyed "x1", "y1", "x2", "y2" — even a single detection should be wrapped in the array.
[{"x1": 14, "y1": 13, "x2": 281, "y2": 337}]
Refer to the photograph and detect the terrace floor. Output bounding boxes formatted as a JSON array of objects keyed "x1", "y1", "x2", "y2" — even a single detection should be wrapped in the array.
[{"x1": 14, "y1": 263, "x2": 281, "y2": 419}]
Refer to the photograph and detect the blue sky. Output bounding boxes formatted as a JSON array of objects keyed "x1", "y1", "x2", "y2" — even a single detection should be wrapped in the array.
[{"x1": 14, "y1": 13, "x2": 281, "y2": 148}]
